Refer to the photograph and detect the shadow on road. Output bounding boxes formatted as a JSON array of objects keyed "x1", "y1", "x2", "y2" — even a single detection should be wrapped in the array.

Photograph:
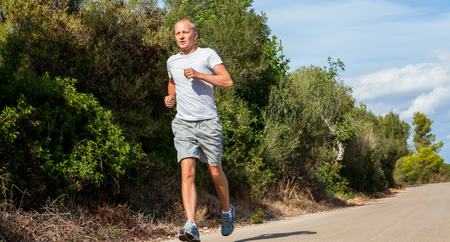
[
  {"x1": 407, "y1": 184, "x2": 424, "y2": 188},
  {"x1": 234, "y1": 231, "x2": 317, "y2": 241}
]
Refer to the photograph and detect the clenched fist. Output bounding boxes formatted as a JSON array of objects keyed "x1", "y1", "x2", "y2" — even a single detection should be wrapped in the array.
[
  {"x1": 165, "y1": 95, "x2": 175, "y2": 108},
  {"x1": 184, "y1": 68, "x2": 200, "y2": 80}
]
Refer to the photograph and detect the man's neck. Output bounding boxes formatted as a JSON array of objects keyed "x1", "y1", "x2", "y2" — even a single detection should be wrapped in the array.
[{"x1": 181, "y1": 46, "x2": 198, "y2": 55}]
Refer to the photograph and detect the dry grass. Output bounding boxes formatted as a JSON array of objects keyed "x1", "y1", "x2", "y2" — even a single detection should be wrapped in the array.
[{"x1": 0, "y1": 195, "x2": 176, "y2": 241}]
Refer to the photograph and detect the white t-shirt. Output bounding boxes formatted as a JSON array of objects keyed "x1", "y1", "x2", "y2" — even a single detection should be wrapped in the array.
[{"x1": 167, "y1": 47, "x2": 222, "y2": 121}]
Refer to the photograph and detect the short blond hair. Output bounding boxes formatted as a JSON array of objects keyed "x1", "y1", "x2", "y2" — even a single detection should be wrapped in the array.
[{"x1": 176, "y1": 18, "x2": 197, "y2": 33}]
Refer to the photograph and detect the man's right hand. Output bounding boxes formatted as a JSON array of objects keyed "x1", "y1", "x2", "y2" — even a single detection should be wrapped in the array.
[{"x1": 165, "y1": 95, "x2": 175, "y2": 108}]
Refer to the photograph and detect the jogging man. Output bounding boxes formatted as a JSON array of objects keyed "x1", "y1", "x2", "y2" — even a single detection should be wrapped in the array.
[{"x1": 164, "y1": 18, "x2": 235, "y2": 242}]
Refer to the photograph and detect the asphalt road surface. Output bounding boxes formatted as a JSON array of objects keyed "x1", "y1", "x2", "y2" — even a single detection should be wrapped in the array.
[{"x1": 189, "y1": 183, "x2": 450, "y2": 242}]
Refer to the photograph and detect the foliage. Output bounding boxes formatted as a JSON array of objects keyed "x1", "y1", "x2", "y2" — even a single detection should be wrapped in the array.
[
  {"x1": 394, "y1": 112, "x2": 446, "y2": 184},
  {"x1": 216, "y1": 91, "x2": 276, "y2": 198},
  {"x1": 0, "y1": 0, "x2": 170, "y2": 142},
  {"x1": 412, "y1": 112, "x2": 443, "y2": 152},
  {"x1": 342, "y1": 106, "x2": 410, "y2": 192},
  {"x1": 249, "y1": 207, "x2": 266, "y2": 224},
  {"x1": 401, "y1": 147, "x2": 444, "y2": 184},
  {"x1": 316, "y1": 161, "x2": 349, "y2": 194},
  {"x1": 440, "y1": 164, "x2": 450, "y2": 182},
  {"x1": 396, "y1": 112, "x2": 449, "y2": 184},
  {"x1": 0, "y1": 71, "x2": 146, "y2": 208},
  {"x1": 264, "y1": 60, "x2": 355, "y2": 195},
  {"x1": 393, "y1": 157, "x2": 407, "y2": 185},
  {"x1": 377, "y1": 112, "x2": 410, "y2": 186},
  {"x1": 412, "y1": 112, "x2": 434, "y2": 152},
  {"x1": 0, "y1": 0, "x2": 179, "y2": 211}
]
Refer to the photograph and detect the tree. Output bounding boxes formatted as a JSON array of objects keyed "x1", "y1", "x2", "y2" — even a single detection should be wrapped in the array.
[
  {"x1": 343, "y1": 106, "x2": 387, "y2": 192},
  {"x1": 402, "y1": 147, "x2": 444, "y2": 183},
  {"x1": 412, "y1": 112, "x2": 443, "y2": 152},
  {"x1": 395, "y1": 112, "x2": 445, "y2": 184},
  {"x1": 378, "y1": 112, "x2": 410, "y2": 187},
  {"x1": 264, "y1": 60, "x2": 355, "y2": 195}
]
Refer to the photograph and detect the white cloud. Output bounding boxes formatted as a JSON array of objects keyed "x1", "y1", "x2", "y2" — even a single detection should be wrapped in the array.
[
  {"x1": 345, "y1": 49, "x2": 450, "y2": 120},
  {"x1": 399, "y1": 86, "x2": 450, "y2": 119},
  {"x1": 348, "y1": 50, "x2": 450, "y2": 100}
]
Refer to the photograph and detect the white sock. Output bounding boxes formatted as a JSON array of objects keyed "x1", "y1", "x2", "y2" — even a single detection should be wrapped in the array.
[
  {"x1": 187, "y1": 220, "x2": 197, "y2": 227},
  {"x1": 222, "y1": 209, "x2": 232, "y2": 215}
]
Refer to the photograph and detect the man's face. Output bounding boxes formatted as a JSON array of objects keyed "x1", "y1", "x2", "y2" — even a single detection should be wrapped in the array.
[{"x1": 174, "y1": 20, "x2": 198, "y2": 53}]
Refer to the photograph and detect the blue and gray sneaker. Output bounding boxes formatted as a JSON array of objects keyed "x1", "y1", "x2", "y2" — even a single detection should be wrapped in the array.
[
  {"x1": 179, "y1": 220, "x2": 200, "y2": 242},
  {"x1": 221, "y1": 205, "x2": 235, "y2": 236}
]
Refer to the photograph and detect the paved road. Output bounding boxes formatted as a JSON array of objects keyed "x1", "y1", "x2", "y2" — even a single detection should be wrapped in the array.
[{"x1": 196, "y1": 183, "x2": 450, "y2": 242}]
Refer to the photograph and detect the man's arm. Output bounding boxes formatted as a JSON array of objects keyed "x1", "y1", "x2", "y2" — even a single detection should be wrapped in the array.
[
  {"x1": 184, "y1": 64, "x2": 233, "y2": 89},
  {"x1": 164, "y1": 78, "x2": 176, "y2": 108}
]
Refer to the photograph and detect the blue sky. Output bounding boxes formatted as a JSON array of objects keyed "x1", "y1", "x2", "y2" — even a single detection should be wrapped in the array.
[{"x1": 251, "y1": 0, "x2": 450, "y2": 163}]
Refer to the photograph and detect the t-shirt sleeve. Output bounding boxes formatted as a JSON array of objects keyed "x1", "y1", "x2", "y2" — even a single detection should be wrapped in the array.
[
  {"x1": 207, "y1": 48, "x2": 223, "y2": 71},
  {"x1": 167, "y1": 60, "x2": 173, "y2": 79}
]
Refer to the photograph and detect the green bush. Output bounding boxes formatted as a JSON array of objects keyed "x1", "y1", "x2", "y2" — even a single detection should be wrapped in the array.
[
  {"x1": 217, "y1": 91, "x2": 275, "y2": 198},
  {"x1": 250, "y1": 207, "x2": 266, "y2": 224},
  {"x1": 316, "y1": 161, "x2": 349, "y2": 195},
  {"x1": 0, "y1": 0, "x2": 169, "y2": 143},
  {"x1": 0, "y1": 71, "x2": 146, "y2": 208},
  {"x1": 264, "y1": 62, "x2": 355, "y2": 196},
  {"x1": 401, "y1": 147, "x2": 444, "y2": 184}
]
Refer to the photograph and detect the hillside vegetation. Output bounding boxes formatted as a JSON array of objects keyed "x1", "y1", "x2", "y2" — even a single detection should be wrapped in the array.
[{"x1": 0, "y1": 0, "x2": 448, "y2": 240}]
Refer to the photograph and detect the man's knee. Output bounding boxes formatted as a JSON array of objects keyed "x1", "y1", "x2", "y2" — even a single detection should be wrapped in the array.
[
  {"x1": 181, "y1": 158, "x2": 197, "y2": 180},
  {"x1": 208, "y1": 165, "x2": 226, "y2": 180},
  {"x1": 182, "y1": 169, "x2": 195, "y2": 181}
]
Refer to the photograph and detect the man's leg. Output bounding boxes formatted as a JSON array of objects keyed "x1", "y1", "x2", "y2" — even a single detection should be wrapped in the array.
[
  {"x1": 181, "y1": 158, "x2": 198, "y2": 223},
  {"x1": 207, "y1": 165, "x2": 230, "y2": 212},
  {"x1": 208, "y1": 164, "x2": 234, "y2": 236},
  {"x1": 179, "y1": 158, "x2": 201, "y2": 241}
]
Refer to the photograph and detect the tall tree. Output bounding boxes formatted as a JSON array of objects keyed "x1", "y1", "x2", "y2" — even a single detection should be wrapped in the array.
[
  {"x1": 378, "y1": 111, "x2": 410, "y2": 186},
  {"x1": 412, "y1": 112, "x2": 443, "y2": 152},
  {"x1": 342, "y1": 105, "x2": 384, "y2": 192},
  {"x1": 264, "y1": 60, "x2": 355, "y2": 195}
]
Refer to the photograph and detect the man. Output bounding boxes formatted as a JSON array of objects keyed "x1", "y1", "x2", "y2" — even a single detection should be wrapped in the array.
[{"x1": 164, "y1": 18, "x2": 235, "y2": 242}]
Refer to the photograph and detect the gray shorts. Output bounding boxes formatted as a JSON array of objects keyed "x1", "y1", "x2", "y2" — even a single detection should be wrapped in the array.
[{"x1": 172, "y1": 117, "x2": 223, "y2": 166}]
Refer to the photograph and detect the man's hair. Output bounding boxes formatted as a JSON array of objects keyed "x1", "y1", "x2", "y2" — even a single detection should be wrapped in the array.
[{"x1": 177, "y1": 18, "x2": 197, "y2": 33}]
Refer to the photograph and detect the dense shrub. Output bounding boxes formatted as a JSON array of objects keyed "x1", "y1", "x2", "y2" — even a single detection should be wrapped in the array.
[
  {"x1": 399, "y1": 147, "x2": 444, "y2": 184},
  {"x1": 264, "y1": 62, "x2": 355, "y2": 195},
  {"x1": 0, "y1": 71, "x2": 146, "y2": 208},
  {"x1": 0, "y1": 0, "x2": 170, "y2": 142}
]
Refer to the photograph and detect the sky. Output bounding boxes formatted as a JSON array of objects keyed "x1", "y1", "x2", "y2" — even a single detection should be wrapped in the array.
[{"x1": 250, "y1": 0, "x2": 450, "y2": 163}]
